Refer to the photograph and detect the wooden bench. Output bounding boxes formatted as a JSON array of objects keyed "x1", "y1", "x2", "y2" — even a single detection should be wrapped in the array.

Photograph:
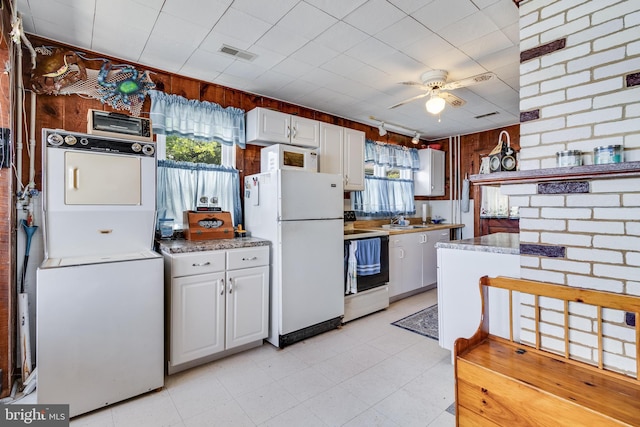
[{"x1": 454, "y1": 276, "x2": 640, "y2": 426}]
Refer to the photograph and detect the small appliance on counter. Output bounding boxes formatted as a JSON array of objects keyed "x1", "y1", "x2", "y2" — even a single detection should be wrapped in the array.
[{"x1": 183, "y1": 210, "x2": 234, "y2": 240}]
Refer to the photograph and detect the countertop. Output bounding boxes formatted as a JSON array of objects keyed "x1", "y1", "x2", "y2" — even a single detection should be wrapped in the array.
[
  {"x1": 157, "y1": 236, "x2": 270, "y2": 254},
  {"x1": 435, "y1": 232, "x2": 520, "y2": 254}
]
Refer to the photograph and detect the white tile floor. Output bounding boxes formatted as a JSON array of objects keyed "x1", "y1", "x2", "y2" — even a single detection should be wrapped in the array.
[{"x1": 70, "y1": 289, "x2": 455, "y2": 427}]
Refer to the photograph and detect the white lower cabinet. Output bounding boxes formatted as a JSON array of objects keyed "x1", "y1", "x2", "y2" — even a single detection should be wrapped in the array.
[
  {"x1": 389, "y1": 230, "x2": 450, "y2": 299},
  {"x1": 164, "y1": 245, "x2": 269, "y2": 373}
]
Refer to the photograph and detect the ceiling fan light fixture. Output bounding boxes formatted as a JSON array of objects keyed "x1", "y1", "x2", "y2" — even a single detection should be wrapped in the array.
[
  {"x1": 412, "y1": 132, "x2": 420, "y2": 144},
  {"x1": 426, "y1": 95, "x2": 445, "y2": 115},
  {"x1": 378, "y1": 122, "x2": 387, "y2": 136}
]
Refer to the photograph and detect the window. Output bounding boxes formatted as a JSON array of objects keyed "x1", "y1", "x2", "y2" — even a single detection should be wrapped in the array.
[
  {"x1": 149, "y1": 91, "x2": 246, "y2": 229},
  {"x1": 352, "y1": 140, "x2": 420, "y2": 217},
  {"x1": 155, "y1": 135, "x2": 241, "y2": 229},
  {"x1": 157, "y1": 134, "x2": 234, "y2": 167}
]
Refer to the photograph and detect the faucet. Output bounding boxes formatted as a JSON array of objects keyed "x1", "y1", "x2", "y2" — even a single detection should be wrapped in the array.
[{"x1": 391, "y1": 214, "x2": 405, "y2": 225}]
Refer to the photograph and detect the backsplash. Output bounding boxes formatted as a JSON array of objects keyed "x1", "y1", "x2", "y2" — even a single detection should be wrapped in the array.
[{"x1": 511, "y1": 0, "x2": 640, "y2": 376}]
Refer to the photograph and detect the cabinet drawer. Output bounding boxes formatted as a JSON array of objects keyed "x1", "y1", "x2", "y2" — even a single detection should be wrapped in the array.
[
  {"x1": 171, "y1": 251, "x2": 226, "y2": 277},
  {"x1": 227, "y1": 246, "x2": 269, "y2": 270}
]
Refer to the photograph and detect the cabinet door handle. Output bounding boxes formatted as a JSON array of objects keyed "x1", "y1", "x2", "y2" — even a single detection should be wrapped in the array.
[
  {"x1": 220, "y1": 279, "x2": 225, "y2": 296},
  {"x1": 292, "y1": 126, "x2": 297, "y2": 138},
  {"x1": 287, "y1": 126, "x2": 291, "y2": 138},
  {"x1": 192, "y1": 261, "x2": 211, "y2": 267},
  {"x1": 228, "y1": 278, "x2": 233, "y2": 294},
  {"x1": 242, "y1": 256, "x2": 258, "y2": 261},
  {"x1": 400, "y1": 249, "x2": 405, "y2": 259}
]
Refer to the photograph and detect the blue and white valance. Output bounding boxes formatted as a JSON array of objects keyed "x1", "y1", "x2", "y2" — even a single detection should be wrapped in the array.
[
  {"x1": 149, "y1": 90, "x2": 246, "y2": 148},
  {"x1": 364, "y1": 139, "x2": 420, "y2": 170}
]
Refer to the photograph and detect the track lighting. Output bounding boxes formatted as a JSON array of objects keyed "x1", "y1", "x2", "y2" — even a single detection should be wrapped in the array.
[
  {"x1": 425, "y1": 94, "x2": 445, "y2": 115},
  {"x1": 412, "y1": 132, "x2": 420, "y2": 144},
  {"x1": 378, "y1": 122, "x2": 387, "y2": 136}
]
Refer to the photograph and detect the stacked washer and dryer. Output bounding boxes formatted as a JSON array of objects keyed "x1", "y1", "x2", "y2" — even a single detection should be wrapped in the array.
[{"x1": 36, "y1": 129, "x2": 164, "y2": 417}]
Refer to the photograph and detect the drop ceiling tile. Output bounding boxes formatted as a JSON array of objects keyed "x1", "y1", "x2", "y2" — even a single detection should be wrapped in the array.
[
  {"x1": 243, "y1": 45, "x2": 286, "y2": 69},
  {"x1": 230, "y1": 0, "x2": 299, "y2": 25},
  {"x1": 345, "y1": 37, "x2": 396, "y2": 65},
  {"x1": 161, "y1": 0, "x2": 231, "y2": 28},
  {"x1": 321, "y1": 54, "x2": 365, "y2": 78},
  {"x1": 26, "y1": 0, "x2": 94, "y2": 20},
  {"x1": 253, "y1": 70, "x2": 292, "y2": 92},
  {"x1": 211, "y1": 7, "x2": 273, "y2": 46},
  {"x1": 154, "y1": 12, "x2": 210, "y2": 48},
  {"x1": 412, "y1": 0, "x2": 478, "y2": 32},
  {"x1": 271, "y1": 57, "x2": 315, "y2": 78},
  {"x1": 304, "y1": 0, "x2": 368, "y2": 19},
  {"x1": 388, "y1": 0, "x2": 436, "y2": 14},
  {"x1": 131, "y1": 0, "x2": 165, "y2": 9},
  {"x1": 92, "y1": 24, "x2": 149, "y2": 61},
  {"x1": 289, "y1": 41, "x2": 339, "y2": 67},
  {"x1": 180, "y1": 48, "x2": 233, "y2": 77},
  {"x1": 314, "y1": 22, "x2": 369, "y2": 53},
  {"x1": 95, "y1": 0, "x2": 159, "y2": 36},
  {"x1": 375, "y1": 16, "x2": 433, "y2": 50},
  {"x1": 255, "y1": 26, "x2": 309, "y2": 57},
  {"x1": 223, "y1": 60, "x2": 267, "y2": 80},
  {"x1": 372, "y1": 51, "x2": 426, "y2": 82},
  {"x1": 438, "y1": 12, "x2": 499, "y2": 47},
  {"x1": 401, "y1": 33, "x2": 454, "y2": 66},
  {"x1": 458, "y1": 30, "x2": 514, "y2": 60},
  {"x1": 343, "y1": 0, "x2": 407, "y2": 36},
  {"x1": 278, "y1": 2, "x2": 337, "y2": 40},
  {"x1": 475, "y1": 45, "x2": 520, "y2": 74},
  {"x1": 484, "y1": 0, "x2": 519, "y2": 29},
  {"x1": 30, "y1": 16, "x2": 93, "y2": 49},
  {"x1": 355, "y1": 64, "x2": 392, "y2": 88},
  {"x1": 470, "y1": 0, "x2": 501, "y2": 9},
  {"x1": 297, "y1": 66, "x2": 341, "y2": 87}
]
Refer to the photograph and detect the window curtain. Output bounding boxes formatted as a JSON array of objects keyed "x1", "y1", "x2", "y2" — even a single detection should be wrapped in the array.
[
  {"x1": 149, "y1": 90, "x2": 246, "y2": 148},
  {"x1": 157, "y1": 160, "x2": 242, "y2": 227},
  {"x1": 352, "y1": 140, "x2": 419, "y2": 217},
  {"x1": 364, "y1": 139, "x2": 420, "y2": 170}
]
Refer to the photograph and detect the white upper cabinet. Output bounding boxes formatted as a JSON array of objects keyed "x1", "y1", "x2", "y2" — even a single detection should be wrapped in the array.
[
  {"x1": 246, "y1": 107, "x2": 319, "y2": 148},
  {"x1": 319, "y1": 123, "x2": 365, "y2": 191},
  {"x1": 343, "y1": 128, "x2": 365, "y2": 191},
  {"x1": 414, "y1": 148, "x2": 445, "y2": 196}
]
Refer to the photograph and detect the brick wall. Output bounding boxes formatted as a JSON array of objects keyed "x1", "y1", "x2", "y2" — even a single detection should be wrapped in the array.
[{"x1": 511, "y1": 0, "x2": 640, "y2": 375}]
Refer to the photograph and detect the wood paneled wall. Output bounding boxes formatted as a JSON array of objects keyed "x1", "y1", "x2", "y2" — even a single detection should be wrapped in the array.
[{"x1": 0, "y1": 7, "x2": 15, "y2": 397}]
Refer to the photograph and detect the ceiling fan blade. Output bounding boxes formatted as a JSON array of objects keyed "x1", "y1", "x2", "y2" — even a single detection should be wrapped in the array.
[
  {"x1": 388, "y1": 91, "x2": 430, "y2": 109},
  {"x1": 439, "y1": 92, "x2": 466, "y2": 108},
  {"x1": 443, "y1": 72, "x2": 495, "y2": 90},
  {"x1": 399, "y1": 81, "x2": 432, "y2": 91}
]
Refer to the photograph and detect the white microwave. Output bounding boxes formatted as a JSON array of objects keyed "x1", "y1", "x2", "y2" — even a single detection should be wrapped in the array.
[{"x1": 260, "y1": 144, "x2": 318, "y2": 173}]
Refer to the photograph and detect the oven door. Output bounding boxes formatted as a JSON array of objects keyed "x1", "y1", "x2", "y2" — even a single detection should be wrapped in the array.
[
  {"x1": 344, "y1": 235, "x2": 389, "y2": 294},
  {"x1": 65, "y1": 151, "x2": 142, "y2": 205}
]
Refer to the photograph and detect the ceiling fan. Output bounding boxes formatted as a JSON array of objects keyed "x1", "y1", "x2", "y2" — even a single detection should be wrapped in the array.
[{"x1": 388, "y1": 70, "x2": 496, "y2": 114}]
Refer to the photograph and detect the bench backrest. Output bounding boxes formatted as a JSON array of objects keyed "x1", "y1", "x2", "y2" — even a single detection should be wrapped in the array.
[{"x1": 471, "y1": 276, "x2": 640, "y2": 381}]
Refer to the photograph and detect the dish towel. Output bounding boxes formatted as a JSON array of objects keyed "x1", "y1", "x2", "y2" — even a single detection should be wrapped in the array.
[
  {"x1": 356, "y1": 238, "x2": 381, "y2": 276},
  {"x1": 346, "y1": 241, "x2": 358, "y2": 295},
  {"x1": 461, "y1": 178, "x2": 470, "y2": 213}
]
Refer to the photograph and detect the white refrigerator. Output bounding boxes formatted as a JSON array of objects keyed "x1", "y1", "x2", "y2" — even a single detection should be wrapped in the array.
[{"x1": 244, "y1": 170, "x2": 344, "y2": 348}]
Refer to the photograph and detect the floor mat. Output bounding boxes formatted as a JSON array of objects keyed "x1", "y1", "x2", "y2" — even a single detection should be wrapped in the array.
[{"x1": 391, "y1": 304, "x2": 438, "y2": 340}]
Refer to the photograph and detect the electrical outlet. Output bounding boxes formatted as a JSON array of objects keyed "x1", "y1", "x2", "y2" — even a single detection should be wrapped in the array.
[{"x1": 0, "y1": 128, "x2": 10, "y2": 168}]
